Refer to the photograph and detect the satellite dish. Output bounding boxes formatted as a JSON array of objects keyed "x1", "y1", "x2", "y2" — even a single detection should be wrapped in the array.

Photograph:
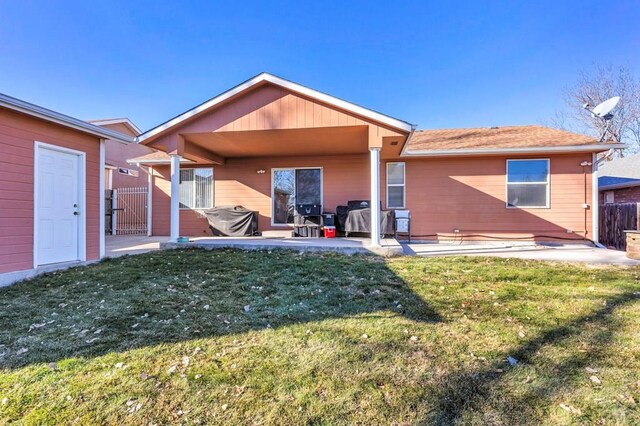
[
  {"x1": 591, "y1": 96, "x2": 620, "y2": 119},
  {"x1": 583, "y1": 96, "x2": 621, "y2": 142}
]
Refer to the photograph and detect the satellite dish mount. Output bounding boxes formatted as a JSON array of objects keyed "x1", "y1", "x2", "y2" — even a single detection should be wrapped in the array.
[{"x1": 583, "y1": 96, "x2": 620, "y2": 142}]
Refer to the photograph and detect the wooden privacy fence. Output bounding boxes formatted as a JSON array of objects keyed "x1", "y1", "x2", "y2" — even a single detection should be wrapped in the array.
[{"x1": 599, "y1": 203, "x2": 639, "y2": 250}]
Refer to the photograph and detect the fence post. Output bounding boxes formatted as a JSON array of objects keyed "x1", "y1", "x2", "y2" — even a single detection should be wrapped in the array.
[{"x1": 112, "y1": 189, "x2": 118, "y2": 236}]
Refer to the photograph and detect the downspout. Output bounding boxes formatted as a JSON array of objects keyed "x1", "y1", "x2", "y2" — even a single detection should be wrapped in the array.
[
  {"x1": 582, "y1": 161, "x2": 589, "y2": 241},
  {"x1": 592, "y1": 153, "x2": 604, "y2": 247}
]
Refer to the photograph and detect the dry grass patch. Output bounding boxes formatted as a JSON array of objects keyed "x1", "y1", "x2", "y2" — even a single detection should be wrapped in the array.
[{"x1": 0, "y1": 249, "x2": 639, "y2": 425}]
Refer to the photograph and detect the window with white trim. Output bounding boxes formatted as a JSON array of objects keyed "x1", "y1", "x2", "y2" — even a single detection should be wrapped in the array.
[
  {"x1": 506, "y1": 159, "x2": 549, "y2": 208},
  {"x1": 179, "y1": 168, "x2": 213, "y2": 209},
  {"x1": 605, "y1": 191, "x2": 614, "y2": 204},
  {"x1": 386, "y1": 162, "x2": 405, "y2": 209}
]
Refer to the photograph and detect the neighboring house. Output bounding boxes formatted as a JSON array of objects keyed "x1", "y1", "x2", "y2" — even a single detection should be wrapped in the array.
[
  {"x1": 130, "y1": 73, "x2": 622, "y2": 244},
  {"x1": 0, "y1": 93, "x2": 132, "y2": 285},
  {"x1": 88, "y1": 118, "x2": 153, "y2": 190},
  {"x1": 89, "y1": 119, "x2": 155, "y2": 236},
  {"x1": 598, "y1": 154, "x2": 640, "y2": 204}
]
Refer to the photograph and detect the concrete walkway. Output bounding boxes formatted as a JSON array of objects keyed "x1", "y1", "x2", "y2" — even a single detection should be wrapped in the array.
[
  {"x1": 403, "y1": 241, "x2": 640, "y2": 266},
  {"x1": 105, "y1": 235, "x2": 165, "y2": 257},
  {"x1": 106, "y1": 235, "x2": 640, "y2": 266}
]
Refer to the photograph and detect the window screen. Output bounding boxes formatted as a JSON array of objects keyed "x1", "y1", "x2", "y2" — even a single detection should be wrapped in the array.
[
  {"x1": 180, "y1": 168, "x2": 213, "y2": 209},
  {"x1": 506, "y1": 159, "x2": 549, "y2": 208},
  {"x1": 387, "y1": 162, "x2": 405, "y2": 208}
]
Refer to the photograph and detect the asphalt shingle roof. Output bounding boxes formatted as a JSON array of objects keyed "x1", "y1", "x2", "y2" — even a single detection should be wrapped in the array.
[{"x1": 405, "y1": 125, "x2": 598, "y2": 152}]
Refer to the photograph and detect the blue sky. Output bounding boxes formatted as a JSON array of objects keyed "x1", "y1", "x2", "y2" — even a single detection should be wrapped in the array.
[{"x1": 0, "y1": 1, "x2": 638, "y2": 132}]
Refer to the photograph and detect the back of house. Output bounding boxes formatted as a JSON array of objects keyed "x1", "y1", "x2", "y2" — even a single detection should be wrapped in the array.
[{"x1": 131, "y1": 73, "x2": 621, "y2": 243}]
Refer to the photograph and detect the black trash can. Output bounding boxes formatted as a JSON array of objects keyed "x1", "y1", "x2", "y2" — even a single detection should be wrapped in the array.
[{"x1": 322, "y1": 213, "x2": 335, "y2": 227}]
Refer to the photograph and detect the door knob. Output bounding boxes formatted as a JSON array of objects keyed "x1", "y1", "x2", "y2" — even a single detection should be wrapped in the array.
[{"x1": 73, "y1": 211, "x2": 79, "y2": 216}]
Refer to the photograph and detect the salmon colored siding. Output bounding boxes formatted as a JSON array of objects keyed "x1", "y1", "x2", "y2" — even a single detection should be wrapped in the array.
[
  {"x1": 142, "y1": 80, "x2": 595, "y2": 242},
  {"x1": 105, "y1": 139, "x2": 153, "y2": 189},
  {"x1": 150, "y1": 153, "x2": 594, "y2": 241},
  {"x1": 95, "y1": 122, "x2": 151, "y2": 190},
  {"x1": 0, "y1": 108, "x2": 101, "y2": 273},
  {"x1": 151, "y1": 155, "x2": 369, "y2": 236},
  {"x1": 146, "y1": 83, "x2": 404, "y2": 152},
  {"x1": 382, "y1": 154, "x2": 594, "y2": 241}
]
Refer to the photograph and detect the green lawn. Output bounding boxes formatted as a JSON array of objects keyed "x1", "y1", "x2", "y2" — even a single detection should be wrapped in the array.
[{"x1": 1, "y1": 249, "x2": 639, "y2": 425}]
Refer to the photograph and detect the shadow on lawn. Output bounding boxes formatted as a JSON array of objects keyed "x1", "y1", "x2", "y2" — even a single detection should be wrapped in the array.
[
  {"x1": 0, "y1": 248, "x2": 442, "y2": 369},
  {"x1": 423, "y1": 290, "x2": 640, "y2": 425}
]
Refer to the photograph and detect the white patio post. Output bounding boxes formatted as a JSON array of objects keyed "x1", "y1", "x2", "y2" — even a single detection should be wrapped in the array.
[
  {"x1": 99, "y1": 139, "x2": 106, "y2": 258},
  {"x1": 370, "y1": 147, "x2": 381, "y2": 247},
  {"x1": 592, "y1": 152, "x2": 599, "y2": 244},
  {"x1": 170, "y1": 154, "x2": 181, "y2": 242}
]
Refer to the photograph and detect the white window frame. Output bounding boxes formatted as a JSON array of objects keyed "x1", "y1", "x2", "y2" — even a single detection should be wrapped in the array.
[
  {"x1": 604, "y1": 191, "x2": 614, "y2": 204},
  {"x1": 179, "y1": 167, "x2": 214, "y2": 210},
  {"x1": 506, "y1": 158, "x2": 550, "y2": 209},
  {"x1": 271, "y1": 167, "x2": 323, "y2": 227},
  {"x1": 386, "y1": 162, "x2": 406, "y2": 209}
]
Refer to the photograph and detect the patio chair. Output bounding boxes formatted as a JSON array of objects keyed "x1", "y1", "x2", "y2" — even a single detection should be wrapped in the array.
[{"x1": 394, "y1": 210, "x2": 411, "y2": 242}]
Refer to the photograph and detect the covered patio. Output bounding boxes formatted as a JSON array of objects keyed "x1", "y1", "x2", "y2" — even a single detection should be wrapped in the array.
[{"x1": 134, "y1": 73, "x2": 414, "y2": 247}]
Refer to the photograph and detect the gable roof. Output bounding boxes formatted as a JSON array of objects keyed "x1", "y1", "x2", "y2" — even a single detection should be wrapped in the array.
[
  {"x1": 88, "y1": 118, "x2": 141, "y2": 136},
  {"x1": 127, "y1": 150, "x2": 193, "y2": 165},
  {"x1": 138, "y1": 73, "x2": 414, "y2": 143},
  {"x1": 0, "y1": 92, "x2": 133, "y2": 143},
  {"x1": 402, "y1": 125, "x2": 624, "y2": 156}
]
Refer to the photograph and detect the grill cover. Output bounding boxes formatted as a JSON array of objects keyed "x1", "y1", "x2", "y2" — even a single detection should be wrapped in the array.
[
  {"x1": 345, "y1": 208, "x2": 395, "y2": 235},
  {"x1": 204, "y1": 206, "x2": 258, "y2": 237}
]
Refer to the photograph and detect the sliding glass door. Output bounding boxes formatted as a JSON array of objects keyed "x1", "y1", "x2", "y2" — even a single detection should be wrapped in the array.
[{"x1": 272, "y1": 168, "x2": 322, "y2": 225}]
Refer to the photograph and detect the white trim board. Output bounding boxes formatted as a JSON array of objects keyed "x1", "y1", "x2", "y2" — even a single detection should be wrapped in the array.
[
  {"x1": 138, "y1": 73, "x2": 414, "y2": 143},
  {"x1": 0, "y1": 93, "x2": 133, "y2": 143},
  {"x1": 88, "y1": 118, "x2": 142, "y2": 135},
  {"x1": 386, "y1": 161, "x2": 406, "y2": 209},
  {"x1": 99, "y1": 140, "x2": 106, "y2": 258},
  {"x1": 128, "y1": 158, "x2": 194, "y2": 165},
  {"x1": 33, "y1": 141, "x2": 87, "y2": 268}
]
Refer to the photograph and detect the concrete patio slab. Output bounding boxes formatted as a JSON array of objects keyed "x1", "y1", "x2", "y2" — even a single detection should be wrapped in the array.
[
  {"x1": 161, "y1": 236, "x2": 403, "y2": 257},
  {"x1": 105, "y1": 235, "x2": 166, "y2": 257},
  {"x1": 403, "y1": 241, "x2": 640, "y2": 266}
]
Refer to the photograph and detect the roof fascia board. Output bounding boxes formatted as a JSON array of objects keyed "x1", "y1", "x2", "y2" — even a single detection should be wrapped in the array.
[
  {"x1": 126, "y1": 158, "x2": 193, "y2": 165},
  {"x1": 598, "y1": 181, "x2": 640, "y2": 191},
  {"x1": 401, "y1": 143, "x2": 626, "y2": 157},
  {"x1": 89, "y1": 118, "x2": 142, "y2": 135},
  {"x1": 0, "y1": 93, "x2": 133, "y2": 143},
  {"x1": 138, "y1": 73, "x2": 413, "y2": 143}
]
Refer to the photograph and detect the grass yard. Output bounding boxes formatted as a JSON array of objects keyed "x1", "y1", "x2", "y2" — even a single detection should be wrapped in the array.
[{"x1": 1, "y1": 249, "x2": 639, "y2": 425}]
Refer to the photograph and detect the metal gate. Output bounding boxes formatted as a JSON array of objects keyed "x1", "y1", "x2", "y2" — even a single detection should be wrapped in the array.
[
  {"x1": 110, "y1": 187, "x2": 148, "y2": 235},
  {"x1": 105, "y1": 189, "x2": 114, "y2": 234}
]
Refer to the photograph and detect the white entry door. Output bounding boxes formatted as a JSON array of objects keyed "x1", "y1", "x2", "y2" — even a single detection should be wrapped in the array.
[{"x1": 36, "y1": 145, "x2": 82, "y2": 265}]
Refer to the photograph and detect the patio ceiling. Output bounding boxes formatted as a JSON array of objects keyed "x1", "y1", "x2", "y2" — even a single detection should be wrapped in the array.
[{"x1": 183, "y1": 125, "x2": 369, "y2": 159}]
